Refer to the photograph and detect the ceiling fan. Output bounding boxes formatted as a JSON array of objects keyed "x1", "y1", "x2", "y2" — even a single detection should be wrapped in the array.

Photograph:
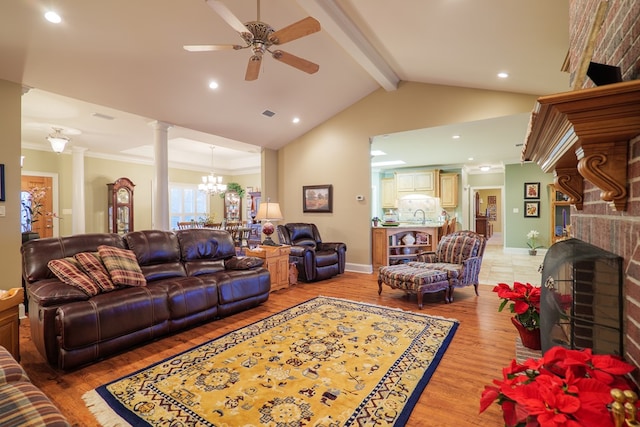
[{"x1": 184, "y1": 0, "x2": 321, "y2": 81}]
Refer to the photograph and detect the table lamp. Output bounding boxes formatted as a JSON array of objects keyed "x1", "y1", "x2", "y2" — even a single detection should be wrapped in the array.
[{"x1": 255, "y1": 199, "x2": 283, "y2": 246}]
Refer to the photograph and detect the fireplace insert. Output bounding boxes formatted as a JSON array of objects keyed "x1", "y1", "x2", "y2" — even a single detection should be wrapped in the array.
[{"x1": 540, "y1": 238, "x2": 623, "y2": 355}]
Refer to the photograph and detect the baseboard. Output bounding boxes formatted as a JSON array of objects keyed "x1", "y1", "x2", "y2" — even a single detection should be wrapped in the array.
[{"x1": 345, "y1": 263, "x2": 373, "y2": 274}]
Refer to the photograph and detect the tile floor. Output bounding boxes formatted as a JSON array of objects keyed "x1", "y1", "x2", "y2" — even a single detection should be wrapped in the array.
[{"x1": 478, "y1": 232, "x2": 545, "y2": 288}]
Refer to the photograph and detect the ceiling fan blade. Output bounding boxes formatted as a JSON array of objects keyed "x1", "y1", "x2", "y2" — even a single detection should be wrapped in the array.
[
  {"x1": 206, "y1": 0, "x2": 249, "y2": 36},
  {"x1": 245, "y1": 55, "x2": 262, "y2": 81},
  {"x1": 272, "y1": 50, "x2": 319, "y2": 74},
  {"x1": 183, "y1": 44, "x2": 241, "y2": 52},
  {"x1": 268, "y1": 17, "x2": 321, "y2": 45}
]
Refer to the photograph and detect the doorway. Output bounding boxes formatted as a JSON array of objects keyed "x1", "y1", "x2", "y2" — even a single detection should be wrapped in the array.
[
  {"x1": 20, "y1": 173, "x2": 60, "y2": 238},
  {"x1": 470, "y1": 185, "x2": 504, "y2": 246}
]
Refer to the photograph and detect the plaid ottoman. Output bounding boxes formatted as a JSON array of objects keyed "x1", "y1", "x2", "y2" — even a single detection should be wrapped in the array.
[{"x1": 377, "y1": 264, "x2": 451, "y2": 308}]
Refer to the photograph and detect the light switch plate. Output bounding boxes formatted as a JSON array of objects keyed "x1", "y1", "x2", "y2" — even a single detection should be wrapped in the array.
[
  {"x1": 0, "y1": 206, "x2": 5, "y2": 217},
  {"x1": 513, "y1": 207, "x2": 519, "y2": 213}
]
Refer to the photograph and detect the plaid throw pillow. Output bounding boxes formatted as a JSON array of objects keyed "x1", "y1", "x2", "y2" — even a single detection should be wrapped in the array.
[
  {"x1": 48, "y1": 257, "x2": 102, "y2": 296},
  {"x1": 98, "y1": 245, "x2": 147, "y2": 287},
  {"x1": 74, "y1": 252, "x2": 117, "y2": 292}
]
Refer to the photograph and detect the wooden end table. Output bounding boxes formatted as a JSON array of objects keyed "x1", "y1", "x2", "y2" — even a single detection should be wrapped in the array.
[
  {"x1": 0, "y1": 287, "x2": 24, "y2": 361},
  {"x1": 245, "y1": 245, "x2": 292, "y2": 292}
]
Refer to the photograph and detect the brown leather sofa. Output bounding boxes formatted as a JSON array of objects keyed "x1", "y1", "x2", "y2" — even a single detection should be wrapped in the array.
[
  {"x1": 21, "y1": 229, "x2": 271, "y2": 370},
  {"x1": 276, "y1": 223, "x2": 347, "y2": 282}
]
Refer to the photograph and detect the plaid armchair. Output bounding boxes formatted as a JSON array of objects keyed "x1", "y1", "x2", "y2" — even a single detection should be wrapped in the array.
[{"x1": 408, "y1": 230, "x2": 486, "y2": 302}]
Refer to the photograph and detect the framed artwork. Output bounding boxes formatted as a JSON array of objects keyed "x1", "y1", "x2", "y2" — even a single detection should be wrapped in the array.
[
  {"x1": 0, "y1": 164, "x2": 4, "y2": 201},
  {"x1": 303, "y1": 184, "x2": 333, "y2": 213},
  {"x1": 524, "y1": 182, "x2": 540, "y2": 199},
  {"x1": 524, "y1": 201, "x2": 540, "y2": 218}
]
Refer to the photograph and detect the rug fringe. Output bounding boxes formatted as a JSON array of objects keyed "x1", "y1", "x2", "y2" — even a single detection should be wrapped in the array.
[
  {"x1": 82, "y1": 389, "x2": 131, "y2": 427},
  {"x1": 316, "y1": 295, "x2": 459, "y2": 323}
]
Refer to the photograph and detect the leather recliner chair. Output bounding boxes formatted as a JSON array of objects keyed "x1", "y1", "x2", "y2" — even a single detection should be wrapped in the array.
[{"x1": 276, "y1": 223, "x2": 347, "y2": 282}]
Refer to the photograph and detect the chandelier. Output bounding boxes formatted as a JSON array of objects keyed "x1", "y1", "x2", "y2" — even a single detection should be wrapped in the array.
[
  {"x1": 198, "y1": 146, "x2": 227, "y2": 195},
  {"x1": 46, "y1": 127, "x2": 69, "y2": 153}
]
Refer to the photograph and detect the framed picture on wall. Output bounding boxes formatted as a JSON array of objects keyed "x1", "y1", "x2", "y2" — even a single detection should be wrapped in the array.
[
  {"x1": 524, "y1": 182, "x2": 540, "y2": 199},
  {"x1": 303, "y1": 184, "x2": 333, "y2": 213},
  {"x1": 524, "y1": 201, "x2": 540, "y2": 218},
  {"x1": 0, "y1": 164, "x2": 4, "y2": 201}
]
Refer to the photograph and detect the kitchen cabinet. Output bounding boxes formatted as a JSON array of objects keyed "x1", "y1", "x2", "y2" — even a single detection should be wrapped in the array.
[
  {"x1": 439, "y1": 173, "x2": 459, "y2": 208},
  {"x1": 550, "y1": 185, "x2": 571, "y2": 243},
  {"x1": 107, "y1": 177, "x2": 134, "y2": 235},
  {"x1": 395, "y1": 170, "x2": 439, "y2": 197},
  {"x1": 381, "y1": 178, "x2": 396, "y2": 208},
  {"x1": 372, "y1": 226, "x2": 438, "y2": 270}
]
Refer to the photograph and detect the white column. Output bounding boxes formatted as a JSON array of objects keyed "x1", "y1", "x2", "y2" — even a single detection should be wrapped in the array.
[
  {"x1": 152, "y1": 121, "x2": 171, "y2": 230},
  {"x1": 71, "y1": 146, "x2": 87, "y2": 234}
]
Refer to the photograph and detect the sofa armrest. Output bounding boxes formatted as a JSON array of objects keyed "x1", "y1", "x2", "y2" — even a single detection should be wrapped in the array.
[
  {"x1": 458, "y1": 256, "x2": 483, "y2": 286},
  {"x1": 416, "y1": 252, "x2": 437, "y2": 263},
  {"x1": 27, "y1": 279, "x2": 89, "y2": 307},
  {"x1": 288, "y1": 245, "x2": 313, "y2": 257},
  {"x1": 317, "y1": 242, "x2": 346, "y2": 252},
  {"x1": 225, "y1": 256, "x2": 265, "y2": 270}
]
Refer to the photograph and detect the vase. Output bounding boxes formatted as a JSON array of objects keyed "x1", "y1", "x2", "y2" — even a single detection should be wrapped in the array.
[
  {"x1": 511, "y1": 317, "x2": 541, "y2": 350},
  {"x1": 22, "y1": 231, "x2": 40, "y2": 244},
  {"x1": 528, "y1": 249, "x2": 537, "y2": 256}
]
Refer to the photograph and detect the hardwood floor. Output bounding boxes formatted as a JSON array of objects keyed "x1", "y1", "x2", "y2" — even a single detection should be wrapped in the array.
[{"x1": 18, "y1": 250, "x2": 540, "y2": 426}]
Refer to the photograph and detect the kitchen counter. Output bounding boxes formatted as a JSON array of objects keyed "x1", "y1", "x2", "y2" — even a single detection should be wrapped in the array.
[{"x1": 374, "y1": 222, "x2": 444, "y2": 228}]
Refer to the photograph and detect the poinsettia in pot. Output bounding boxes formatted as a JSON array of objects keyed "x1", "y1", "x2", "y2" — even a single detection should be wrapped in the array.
[
  {"x1": 480, "y1": 346, "x2": 638, "y2": 427},
  {"x1": 494, "y1": 282, "x2": 541, "y2": 350}
]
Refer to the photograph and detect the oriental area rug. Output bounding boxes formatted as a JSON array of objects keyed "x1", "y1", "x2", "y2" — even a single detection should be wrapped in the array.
[{"x1": 83, "y1": 296, "x2": 458, "y2": 427}]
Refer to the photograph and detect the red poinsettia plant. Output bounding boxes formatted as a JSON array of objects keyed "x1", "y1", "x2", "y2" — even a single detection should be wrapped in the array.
[
  {"x1": 494, "y1": 282, "x2": 541, "y2": 330},
  {"x1": 480, "y1": 346, "x2": 638, "y2": 427}
]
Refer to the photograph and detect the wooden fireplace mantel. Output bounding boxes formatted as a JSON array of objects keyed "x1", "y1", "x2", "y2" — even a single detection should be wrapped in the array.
[{"x1": 521, "y1": 80, "x2": 640, "y2": 211}]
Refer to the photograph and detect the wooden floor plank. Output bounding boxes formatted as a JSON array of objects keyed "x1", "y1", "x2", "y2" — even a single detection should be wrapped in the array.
[{"x1": 18, "y1": 272, "x2": 517, "y2": 426}]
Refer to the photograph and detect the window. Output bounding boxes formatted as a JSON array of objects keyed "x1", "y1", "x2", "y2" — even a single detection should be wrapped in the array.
[{"x1": 169, "y1": 183, "x2": 208, "y2": 229}]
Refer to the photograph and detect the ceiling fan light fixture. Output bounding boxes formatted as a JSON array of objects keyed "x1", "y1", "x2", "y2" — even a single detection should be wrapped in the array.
[{"x1": 46, "y1": 128, "x2": 69, "y2": 153}]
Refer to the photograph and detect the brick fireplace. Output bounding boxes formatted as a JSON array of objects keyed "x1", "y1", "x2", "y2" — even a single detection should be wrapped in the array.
[{"x1": 524, "y1": 1, "x2": 640, "y2": 383}]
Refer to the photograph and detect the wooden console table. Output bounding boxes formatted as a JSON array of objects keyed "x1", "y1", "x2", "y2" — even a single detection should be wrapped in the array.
[
  {"x1": 0, "y1": 288, "x2": 24, "y2": 362},
  {"x1": 245, "y1": 245, "x2": 291, "y2": 292}
]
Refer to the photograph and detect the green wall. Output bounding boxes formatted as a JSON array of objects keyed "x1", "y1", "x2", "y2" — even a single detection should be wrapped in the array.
[{"x1": 504, "y1": 163, "x2": 554, "y2": 248}]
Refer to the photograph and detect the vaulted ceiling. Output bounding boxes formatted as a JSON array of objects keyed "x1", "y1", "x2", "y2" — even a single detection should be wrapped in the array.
[{"x1": 0, "y1": 0, "x2": 570, "y2": 174}]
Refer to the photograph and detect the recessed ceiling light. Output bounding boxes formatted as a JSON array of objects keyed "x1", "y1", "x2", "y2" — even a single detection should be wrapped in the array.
[
  {"x1": 480, "y1": 166, "x2": 491, "y2": 172},
  {"x1": 497, "y1": 72, "x2": 509, "y2": 79},
  {"x1": 468, "y1": 157, "x2": 474, "y2": 161},
  {"x1": 292, "y1": 117, "x2": 300, "y2": 124},
  {"x1": 44, "y1": 11, "x2": 62, "y2": 23},
  {"x1": 371, "y1": 150, "x2": 386, "y2": 156},
  {"x1": 452, "y1": 134, "x2": 460, "y2": 139},
  {"x1": 208, "y1": 81, "x2": 219, "y2": 90}
]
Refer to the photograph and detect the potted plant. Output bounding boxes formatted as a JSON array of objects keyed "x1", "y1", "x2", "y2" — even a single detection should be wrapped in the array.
[
  {"x1": 526, "y1": 230, "x2": 543, "y2": 255},
  {"x1": 372, "y1": 216, "x2": 380, "y2": 226},
  {"x1": 480, "y1": 346, "x2": 638, "y2": 427},
  {"x1": 493, "y1": 282, "x2": 541, "y2": 349}
]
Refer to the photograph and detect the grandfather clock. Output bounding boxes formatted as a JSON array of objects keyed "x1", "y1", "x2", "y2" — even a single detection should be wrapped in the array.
[{"x1": 107, "y1": 177, "x2": 135, "y2": 234}]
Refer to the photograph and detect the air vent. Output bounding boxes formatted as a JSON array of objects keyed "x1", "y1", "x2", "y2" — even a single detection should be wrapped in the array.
[
  {"x1": 92, "y1": 112, "x2": 115, "y2": 120},
  {"x1": 262, "y1": 110, "x2": 276, "y2": 117}
]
